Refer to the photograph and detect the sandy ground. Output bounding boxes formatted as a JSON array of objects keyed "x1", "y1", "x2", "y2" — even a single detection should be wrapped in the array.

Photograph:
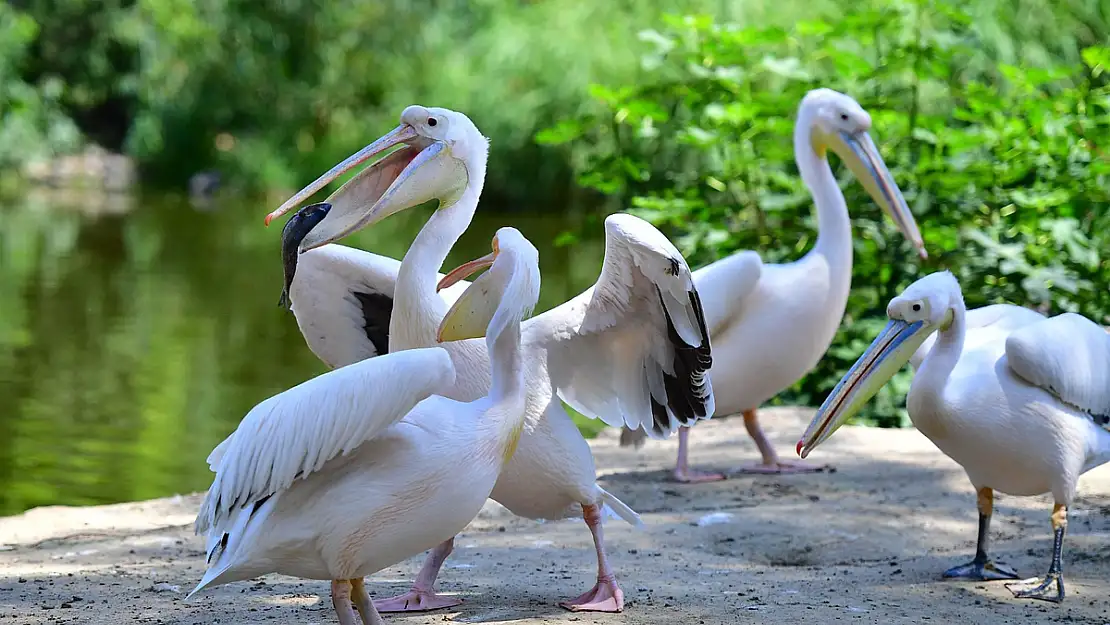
[{"x1": 3, "y1": 407, "x2": 1110, "y2": 625}]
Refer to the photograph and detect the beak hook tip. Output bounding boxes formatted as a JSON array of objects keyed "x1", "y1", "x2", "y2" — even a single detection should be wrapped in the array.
[{"x1": 796, "y1": 440, "x2": 805, "y2": 458}]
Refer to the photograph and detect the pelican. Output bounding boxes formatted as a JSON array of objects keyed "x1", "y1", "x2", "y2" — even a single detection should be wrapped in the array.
[
  {"x1": 797, "y1": 270, "x2": 1110, "y2": 603},
  {"x1": 262, "y1": 105, "x2": 714, "y2": 612},
  {"x1": 619, "y1": 88, "x2": 928, "y2": 481},
  {"x1": 189, "y1": 227, "x2": 541, "y2": 625}
]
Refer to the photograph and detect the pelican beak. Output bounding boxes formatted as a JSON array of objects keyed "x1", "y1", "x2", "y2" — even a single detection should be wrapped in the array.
[
  {"x1": 827, "y1": 130, "x2": 928, "y2": 260},
  {"x1": 437, "y1": 238, "x2": 503, "y2": 341},
  {"x1": 438, "y1": 237, "x2": 499, "y2": 293},
  {"x1": 437, "y1": 252, "x2": 496, "y2": 293},
  {"x1": 265, "y1": 124, "x2": 466, "y2": 252},
  {"x1": 437, "y1": 256, "x2": 501, "y2": 343},
  {"x1": 796, "y1": 317, "x2": 935, "y2": 458}
]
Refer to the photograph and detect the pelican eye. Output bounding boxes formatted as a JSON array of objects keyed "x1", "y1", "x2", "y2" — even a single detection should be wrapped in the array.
[
  {"x1": 840, "y1": 113, "x2": 849, "y2": 121},
  {"x1": 428, "y1": 118, "x2": 438, "y2": 127},
  {"x1": 912, "y1": 303, "x2": 922, "y2": 312}
]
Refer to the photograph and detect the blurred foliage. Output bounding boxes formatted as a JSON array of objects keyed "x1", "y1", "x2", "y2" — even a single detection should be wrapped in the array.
[
  {"x1": 2, "y1": 0, "x2": 796, "y2": 204},
  {"x1": 539, "y1": 1, "x2": 1110, "y2": 426},
  {"x1": 3, "y1": 0, "x2": 1107, "y2": 207},
  {"x1": 0, "y1": 4, "x2": 81, "y2": 179}
]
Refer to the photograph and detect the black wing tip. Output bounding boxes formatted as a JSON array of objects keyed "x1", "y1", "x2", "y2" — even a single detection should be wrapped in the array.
[
  {"x1": 353, "y1": 290, "x2": 393, "y2": 355},
  {"x1": 650, "y1": 287, "x2": 714, "y2": 434}
]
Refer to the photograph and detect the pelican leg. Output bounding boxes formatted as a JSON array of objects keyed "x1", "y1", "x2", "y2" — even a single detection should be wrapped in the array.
[
  {"x1": 943, "y1": 488, "x2": 1020, "y2": 581},
  {"x1": 559, "y1": 503, "x2": 625, "y2": 612},
  {"x1": 735, "y1": 409, "x2": 826, "y2": 474},
  {"x1": 672, "y1": 427, "x2": 726, "y2": 483},
  {"x1": 1006, "y1": 503, "x2": 1067, "y2": 603},
  {"x1": 331, "y1": 580, "x2": 362, "y2": 625},
  {"x1": 350, "y1": 578, "x2": 385, "y2": 625},
  {"x1": 373, "y1": 538, "x2": 462, "y2": 612}
]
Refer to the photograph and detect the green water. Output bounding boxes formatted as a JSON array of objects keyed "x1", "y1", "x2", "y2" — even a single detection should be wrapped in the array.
[{"x1": 0, "y1": 190, "x2": 605, "y2": 516}]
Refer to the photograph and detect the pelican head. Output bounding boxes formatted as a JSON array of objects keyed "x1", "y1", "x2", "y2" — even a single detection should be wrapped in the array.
[
  {"x1": 278, "y1": 201, "x2": 331, "y2": 309},
  {"x1": 265, "y1": 106, "x2": 489, "y2": 252},
  {"x1": 801, "y1": 88, "x2": 927, "y2": 260},
  {"x1": 437, "y1": 227, "x2": 541, "y2": 343},
  {"x1": 796, "y1": 271, "x2": 961, "y2": 457}
]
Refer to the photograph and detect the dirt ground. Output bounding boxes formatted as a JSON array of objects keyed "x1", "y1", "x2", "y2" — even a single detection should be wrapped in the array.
[{"x1": 3, "y1": 407, "x2": 1110, "y2": 625}]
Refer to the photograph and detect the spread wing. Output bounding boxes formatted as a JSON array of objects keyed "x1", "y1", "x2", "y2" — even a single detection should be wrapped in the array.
[
  {"x1": 287, "y1": 244, "x2": 470, "y2": 368},
  {"x1": 195, "y1": 347, "x2": 455, "y2": 534},
  {"x1": 1005, "y1": 312, "x2": 1110, "y2": 426},
  {"x1": 532, "y1": 213, "x2": 714, "y2": 439}
]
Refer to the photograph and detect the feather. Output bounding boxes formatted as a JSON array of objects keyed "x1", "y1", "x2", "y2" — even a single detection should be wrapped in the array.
[
  {"x1": 541, "y1": 213, "x2": 714, "y2": 439},
  {"x1": 1006, "y1": 313, "x2": 1110, "y2": 427},
  {"x1": 194, "y1": 347, "x2": 455, "y2": 535}
]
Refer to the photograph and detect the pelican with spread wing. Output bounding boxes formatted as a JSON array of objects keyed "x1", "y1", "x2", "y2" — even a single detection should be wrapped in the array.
[
  {"x1": 263, "y1": 105, "x2": 713, "y2": 612},
  {"x1": 798, "y1": 271, "x2": 1110, "y2": 603},
  {"x1": 190, "y1": 227, "x2": 542, "y2": 624}
]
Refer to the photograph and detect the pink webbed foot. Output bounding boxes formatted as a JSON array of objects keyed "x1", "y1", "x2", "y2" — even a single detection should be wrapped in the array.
[
  {"x1": 558, "y1": 576, "x2": 624, "y2": 612},
  {"x1": 672, "y1": 466, "x2": 728, "y2": 483},
  {"x1": 372, "y1": 589, "x2": 461, "y2": 613},
  {"x1": 734, "y1": 459, "x2": 829, "y2": 475}
]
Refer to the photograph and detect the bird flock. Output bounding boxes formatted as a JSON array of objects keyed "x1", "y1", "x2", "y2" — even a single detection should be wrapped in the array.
[{"x1": 187, "y1": 88, "x2": 1110, "y2": 622}]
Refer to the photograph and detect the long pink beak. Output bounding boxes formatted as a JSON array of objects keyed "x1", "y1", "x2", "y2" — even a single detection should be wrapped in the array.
[
  {"x1": 437, "y1": 251, "x2": 496, "y2": 292},
  {"x1": 263, "y1": 123, "x2": 418, "y2": 226}
]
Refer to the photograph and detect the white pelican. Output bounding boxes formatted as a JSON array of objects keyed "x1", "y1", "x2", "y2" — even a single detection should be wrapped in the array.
[
  {"x1": 619, "y1": 88, "x2": 928, "y2": 481},
  {"x1": 189, "y1": 226, "x2": 542, "y2": 625},
  {"x1": 797, "y1": 270, "x2": 1110, "y2": 603},
  {"x1": 262, "y1": 105, "x2": 714, "y2": 612}
]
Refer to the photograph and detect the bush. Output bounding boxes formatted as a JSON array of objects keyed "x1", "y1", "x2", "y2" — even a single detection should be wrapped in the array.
[
  {"x1": 0, "y1": 4, "x2": 81, "y2": 180},
  {"x1": 538, "y1": 1, "x2": 1110, "y2": 426}
]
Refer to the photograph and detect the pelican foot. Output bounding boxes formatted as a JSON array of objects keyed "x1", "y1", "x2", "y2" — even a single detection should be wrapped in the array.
[
  {"x1": 943, "y1": 559, "x2": 1020, "y2": 581},
  {"x1": 672, "y1": 467, "x2": 727, "y2": 483},
  {"x1": 372, "y1": 589, "x2": 462, "y2": 613},
  {"x1": 558, "y1": 576, "x2": 624, "y2": 613},
  {"x1": 733, "y1": 459, "x2": 828, "y2": 475},
  {"x1": 1006, "y1": 574, "x2": 1065, "y2": 603}
]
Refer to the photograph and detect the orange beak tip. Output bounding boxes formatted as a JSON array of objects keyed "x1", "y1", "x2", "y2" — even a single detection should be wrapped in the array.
[{"x1": 264, "y1": 214, "x2": 273, "y2": 226}]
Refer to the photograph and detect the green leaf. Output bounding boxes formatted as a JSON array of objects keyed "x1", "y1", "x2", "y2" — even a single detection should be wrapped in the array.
[
  {"x1": 1081, "y1": 46, "x2": 1110, "y2": 77},
  {"x1": 535, "y1": 120, "x2": 582, "y2": 146}
]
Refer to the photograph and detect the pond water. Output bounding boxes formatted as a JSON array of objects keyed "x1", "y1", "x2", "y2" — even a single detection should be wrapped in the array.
[{"x1": 0, "y1": 189, "x2": 606, "y2": 516}]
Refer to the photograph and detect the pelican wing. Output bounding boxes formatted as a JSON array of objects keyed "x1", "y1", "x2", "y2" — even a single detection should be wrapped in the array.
[
  {"x1": 287, "y1": 244, "x2": 470, "y2": 368},
  {"x1": 534, "y1": 213, "x2": 714, "y2": 439},
  {"x1": 910, "y1": 304, "x2": 1046, "y2": 371},
  {"x1": 195, "y1": 347, "x2": 455, "y2": 534},
  {"x1": 1005, "y1": 313, "x2": 1110, "y2": 425}
]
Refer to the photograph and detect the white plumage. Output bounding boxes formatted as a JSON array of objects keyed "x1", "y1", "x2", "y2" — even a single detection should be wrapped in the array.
[
  {"x1": 620, "y1": 88, "x2": 927, "y2": 481},
  {"x1": 799, "y1": 270, "x2": 1110, "y2": 604},
  {"x1": 1006, "y1": 313, "x2": 1110, "y2": 422},
  {"x1": 264, "y1": 105, "x2": 712, "y2": 613},
  {"x1": 190, "y1": 227, "x2": 542, "y2": 625},
  {"x1": 194, "y1": 348, "x2": 454, "y2": 537},
  {"x1": 538, "y1": 213, "x2": 713, "y2": 436}
]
